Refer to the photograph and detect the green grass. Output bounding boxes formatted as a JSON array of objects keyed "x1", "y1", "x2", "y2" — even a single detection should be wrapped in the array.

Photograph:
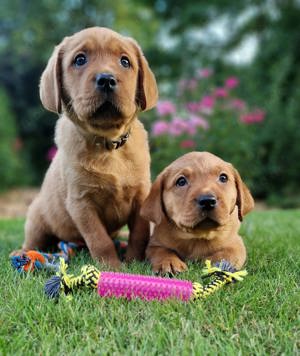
[{"x1": 0, "y1": 211, "x2": 299, "y2": 355}]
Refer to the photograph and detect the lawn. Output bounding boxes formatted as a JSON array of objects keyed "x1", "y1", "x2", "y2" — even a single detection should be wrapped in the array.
[{"x1": 0, "y1": 210, "x2": 299, "y2": 355}]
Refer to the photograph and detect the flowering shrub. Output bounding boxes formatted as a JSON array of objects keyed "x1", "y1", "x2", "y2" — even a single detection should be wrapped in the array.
[{"x1": 149, "y1": 69, "x2": 266, "y2": 187}]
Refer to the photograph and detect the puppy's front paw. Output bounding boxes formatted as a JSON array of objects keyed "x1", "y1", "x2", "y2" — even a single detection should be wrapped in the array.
[
  {"x1": 152, "y1": 256, "x2": 188, "y2": 275},
  {"x1": 92, "y1": 246, "x2": 121, "y2": 270},
  {"x1": 100, "y1": 255, "x2": 121, "y2": 270},
  {"x1": 125, "y1": 245, "x2": 144, "y2": 263}
]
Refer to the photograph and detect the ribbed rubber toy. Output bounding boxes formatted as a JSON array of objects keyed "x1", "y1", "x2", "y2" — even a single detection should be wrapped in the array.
[{"x1": 98, "y1": 272, "x2": 193, "y2": 301}]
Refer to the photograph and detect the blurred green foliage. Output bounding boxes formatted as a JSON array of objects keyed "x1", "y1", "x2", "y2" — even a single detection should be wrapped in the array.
[
  {"x1": 0, "y1": 0, "x2": 299, "y2": 206},
  {"x1": 0, "y1": 88, "x2": 29, "y2": 190},
  {"x1": 239, "y1": 3, "x2": 300, "y2": 207}
]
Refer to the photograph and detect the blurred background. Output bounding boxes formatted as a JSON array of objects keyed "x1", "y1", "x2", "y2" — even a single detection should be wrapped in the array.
[{"x1": 0, "y1": 0, "x2": 299, "y2": 217}]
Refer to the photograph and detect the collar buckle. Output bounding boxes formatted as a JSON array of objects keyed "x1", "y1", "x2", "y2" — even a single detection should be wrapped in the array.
[{"x1": 108, "y1": 131, "x2": 130, "y2": 150}]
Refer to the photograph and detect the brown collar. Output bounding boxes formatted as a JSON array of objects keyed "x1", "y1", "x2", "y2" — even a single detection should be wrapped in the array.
[
  {"x1": 92, "y1": 131, "x2": 130, "y2": 150},
  {"x1": 72, "y1": 115, "x2": 131, "y2": 150}
]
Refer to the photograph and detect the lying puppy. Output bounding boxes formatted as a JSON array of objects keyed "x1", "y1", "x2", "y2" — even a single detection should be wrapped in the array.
[
  {"x1": 13, "y1": 27, "x2": 158, "y2": 268},
  {"x1": 141, "y1": 152, "x2": 254, "y2": 274}
]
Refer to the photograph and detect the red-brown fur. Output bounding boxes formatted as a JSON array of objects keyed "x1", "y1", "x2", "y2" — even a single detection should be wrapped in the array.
[
  {"x1": 12, "y1": 27, "x2": 158, "y2": 268},
  {"x1": 141, "y1": 152, "x2": 254, "y2": 274}
]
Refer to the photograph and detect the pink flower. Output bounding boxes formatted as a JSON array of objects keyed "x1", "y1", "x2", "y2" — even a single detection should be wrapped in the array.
[
  {"x1": 186, "y1": 102, "x2": 200, "y2": 113},
  {"x1": 178, "y1": 79, "x2": 198, "y2": 94},
  {"x1": 240, "y1": 109, "x2": 266, "y2": 124},
  {"x1": 180, "y1": 139, "x2": 196, "y2": 149},
  {"x1": 47, "y1": 146, "x2": 57, "y2": 161},
  {"x1": 169, "y1": 117, "x2": 189, "y2": 136},
  {"x1": 197, "y1": 68, "x2": 213, "y2": 78},
  {"x1": 189, "y1": 115, "x2": 209, "y2": 130},
  {"x1": 156, "y1": 100, "x2": 176, "y2": 116},
  {"x1": 187, "y1": 79, "x2": 198, "y2": 91},
  {"x1": 185, "y1": 122, "x2": 197, "y2": 135},
  {"x1": 200, "y1": 95, "x2": 215, "y2": 109},
  {"x1": 152, "y1": 120, "x2": 169, "y2": 136},
  {"x1": 230, "y1": 98, "x2": 246, "y2": 111},
  {"x1": 214, "y1": 87, "x2": 228, "y2": 98},
  {"x1": 225, "y1": 77, "x2": 239, "y2": 89}
]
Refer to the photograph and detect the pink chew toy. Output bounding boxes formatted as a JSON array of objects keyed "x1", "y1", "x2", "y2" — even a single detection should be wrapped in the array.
[
  {"x1": 98, "y1": 272, "x2": 193, "y2": 301},
  {"x1": 45, "y1": 259, "x2": 247, "y2": 302}
]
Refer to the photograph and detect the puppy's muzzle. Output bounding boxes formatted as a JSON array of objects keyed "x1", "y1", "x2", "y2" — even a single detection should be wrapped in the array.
[
  {"x1": 96, "y1": 73, "x2": 117, "y2": 93},
  {"x1": 196, "y1": 194, "x2": 217, "y2": 211}
]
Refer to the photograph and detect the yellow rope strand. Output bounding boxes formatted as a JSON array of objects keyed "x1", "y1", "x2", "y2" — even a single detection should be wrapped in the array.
[
  {"x1": 191, "y1": 260, "x2": 248, "y2": 300},
  {"x1": 202, "y1": 260, "x2": 248, "y2": 281},
  {"x1": 58, "y1": 258, "x2": 100, "y2": 293},
  {"x1": 80, "y1": 265, "x2": 100, "y2": 288}
]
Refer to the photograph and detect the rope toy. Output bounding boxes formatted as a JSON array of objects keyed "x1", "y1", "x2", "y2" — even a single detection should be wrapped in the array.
[
  {"x1": 45, "y1": 259, "x2": 247, "y2": 301},
  {"x1": 10, "y1": 240, "x2": 128, "y2": 273},
  {"x1": 10, "y1": 241, "x2": 78, "y2": 272}
]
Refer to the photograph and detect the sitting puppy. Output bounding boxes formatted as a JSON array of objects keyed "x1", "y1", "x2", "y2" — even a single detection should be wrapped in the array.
[
  {"x1": 141, "y1": 152, "x2": 254, "y2": 274},
  {"x1": 13, "y1": 27, "x2": 158, "y2": 268}
]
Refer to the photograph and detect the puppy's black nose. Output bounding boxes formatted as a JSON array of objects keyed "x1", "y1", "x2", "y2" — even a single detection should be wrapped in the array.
[
  {"x1": 96, "y1": 73, "x2": 117, "y2": 92},
  {"x1": 197, "y1": 195, "x2": 217, "y2": 211}
]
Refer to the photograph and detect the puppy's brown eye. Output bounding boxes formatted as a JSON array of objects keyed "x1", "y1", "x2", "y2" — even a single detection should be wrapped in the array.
[
  {"x1": 176, "y1": 176, "x2": 188, "y2": 187},
  {"x1": 219, "y1": 173, "x2": 228, "y2": 183},
  {"x1": 74, "y1": 54, "x2": 87, "y2": 67},
  {"x1": 120, "y1": 56, "x2": 130, "y2": 68}
]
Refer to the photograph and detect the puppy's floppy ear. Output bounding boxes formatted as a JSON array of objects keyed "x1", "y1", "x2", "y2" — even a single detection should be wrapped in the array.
[
  {"x1": 39, "y1": 43, "x2": 64, "y2": 114},
  {"x1": 128, "y1": 39, "x2": 158, "y2": 111},
  {"x1": 233, "y1": 167, "x2": 255, "y2": 221},
  {"x1": 140, "y1": 172, "x2": 165, "y2": 224}
]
